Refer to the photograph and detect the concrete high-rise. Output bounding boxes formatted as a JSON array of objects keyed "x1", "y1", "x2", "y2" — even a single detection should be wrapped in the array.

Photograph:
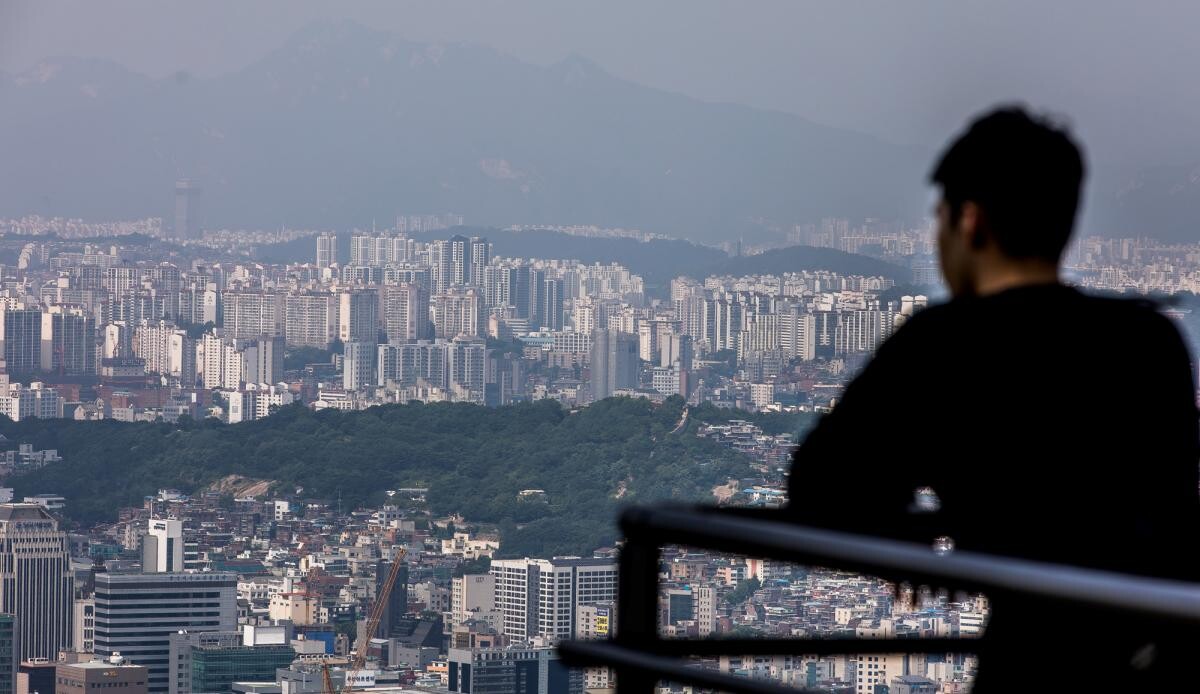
[
  {"x1": 142, "y1": 518, "x2": 183, "y2": 573},
  {"x1": 589, "y1": 329, "x2": 639, "y2": 401},
  {"x1": 243, "y1": 335, "x2": 285, "y2": 385},
  {"x1": 0, "y1": 614, "x2": 13, "y2": 694},
  {"x1": 132, "y1": 320, "x2": 195, "y2": 385},
  {"x1": 40, "y1": 307, "x2": 96, "y2": 376},
  {"x1": 343, "y1": 341, "x2": 376, "y2": 390},
  {"x1": 337, "y1": 289, "x2": 379, "y2": 344},
  {"x1": 0, "y1": 504, "x2": 73, "y2": 661},
  {"x1": 382, "y1": 284, "x2": 431, "y2": 342},
  {"x1": 490, "y1": 558, "x2": 617, "y2": 642},
  {"x1": 315, "y1": 232, "x2": 337, "y2": 267},
  {"x1": 432, "y1": 288, "x2": 483, "y2": 339},
  {"x1": 94, "y1": 572, "x2": 237, "y2": 694},
  {"x1": 284, "y1": 293, "x2": 336, "y2": 349},
  {"x1": 221, "y1": 291, "x2": 285, "y2": 340},
  {"x1": 173, "y1": 180, "x2": 201, "y2": 240},
  {"x1": 375, "y1": 559, "x2": 409, "y2": 639},
  {"x1": 0, "y1": 307, "x2": 42, "y2": 375},
  {"x1": 451, "y1": 574, "x2": 496, "y2": 628}
]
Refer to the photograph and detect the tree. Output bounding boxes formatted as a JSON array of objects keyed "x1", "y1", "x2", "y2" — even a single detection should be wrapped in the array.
[{"x1": 724, "y1": 577, "x2": 761, "y2": 605}]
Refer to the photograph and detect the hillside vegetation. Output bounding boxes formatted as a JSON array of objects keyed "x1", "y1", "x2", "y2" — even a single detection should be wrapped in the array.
[{"x1": 2, "y1": 397, "x2": 808, "y2": 557}]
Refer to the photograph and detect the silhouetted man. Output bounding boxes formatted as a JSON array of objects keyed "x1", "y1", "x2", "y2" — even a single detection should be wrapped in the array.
[{"x1": 786, "y1": 107, "x2": 1199, "y2": 688}]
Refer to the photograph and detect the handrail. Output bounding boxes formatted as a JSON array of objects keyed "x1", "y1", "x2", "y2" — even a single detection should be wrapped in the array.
[{"x1": 558, "y1": 504, "x2": 1200, "y2": 693}]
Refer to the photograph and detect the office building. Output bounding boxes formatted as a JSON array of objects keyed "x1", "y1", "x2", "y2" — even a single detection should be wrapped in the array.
[
  {"x1": 56, "y1": 657, "x2": 148, "y2": 694},
  {"x1": 451, "y1": 574, "x2": 496, "y2": 628},
  {"x1": 0, "y1": 615, "x2": 12, "y2": 694},
  {"x1": 94, "y1": 572, "x2": 237, "y2": 693},
  {"x1": 0, "y1": 504, "x2": 73, "y2": 662},
  {"x1": 447, "y1": 646, "x2": 580, "y2": 694},
  {"x1": 490, "y1": 557, "x2": 618, "y2": 642},
  {"x1": 374, "y1": 559, "x2": 409, "y2": 639},
  {"x1": 168, "y1": 627, "x2": 294, "y2": 694},
  {"x1": 173, "y1": 180, "x2": 201, "y2": 240},
  {"x1": 142, "y1": 518, "x2": 183, "y2": 573},
  {"x1": 74, "y1": 598, "x2": 95, "y2": 654}
]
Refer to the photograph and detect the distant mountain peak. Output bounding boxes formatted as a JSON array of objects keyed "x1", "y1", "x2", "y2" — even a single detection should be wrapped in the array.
[
  {"x1": 0, "y1": 22, "x2": 929, "y2": 242},
  {"x1": 550, "y1": 53, "x2": 609, "y2": 85}
]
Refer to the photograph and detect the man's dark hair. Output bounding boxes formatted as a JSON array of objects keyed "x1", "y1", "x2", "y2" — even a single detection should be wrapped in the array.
[{"x1": 930, "y1": 106, "x2": 1086, "y2": 262}]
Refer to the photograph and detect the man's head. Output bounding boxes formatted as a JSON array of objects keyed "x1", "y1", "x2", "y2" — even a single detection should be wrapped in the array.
[{"x1": 930, "y1": 106, "x2": 1086, "y2": 297}]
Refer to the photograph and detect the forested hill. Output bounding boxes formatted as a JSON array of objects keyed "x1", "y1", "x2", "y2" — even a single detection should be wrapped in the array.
[{"x1": 1, "y1": 398, "x2": 810, "y2": 557}]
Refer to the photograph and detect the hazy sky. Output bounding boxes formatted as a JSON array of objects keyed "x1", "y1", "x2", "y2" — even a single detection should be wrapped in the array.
[{"x1": 3, "y1": 0, "x2": 1199, "y2": 180}]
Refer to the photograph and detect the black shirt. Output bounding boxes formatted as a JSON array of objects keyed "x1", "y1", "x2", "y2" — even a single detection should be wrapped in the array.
[{"x1": 787, "y1": 283, "x2": 1200, "y2": 580}]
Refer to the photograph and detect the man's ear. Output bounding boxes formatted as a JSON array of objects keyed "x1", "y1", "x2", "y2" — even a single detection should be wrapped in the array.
[{"x1": 959, "y1": 201, "x2": 986, "y2": 250}]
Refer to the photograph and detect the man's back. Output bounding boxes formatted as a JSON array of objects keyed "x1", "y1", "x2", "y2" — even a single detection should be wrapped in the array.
[{"x1": 788, "y1": 283, "x2": 1199, "y2": 579}]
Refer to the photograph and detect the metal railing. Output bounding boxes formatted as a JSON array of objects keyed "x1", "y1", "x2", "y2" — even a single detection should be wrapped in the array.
[{"x1": 558, "y1": 504, "x2": 1200, "y2": 693}]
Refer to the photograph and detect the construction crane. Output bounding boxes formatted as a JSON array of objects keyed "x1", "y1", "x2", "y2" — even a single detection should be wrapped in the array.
[{"x1": 323, "y1": 547, "x2": 407, "y2": 694}]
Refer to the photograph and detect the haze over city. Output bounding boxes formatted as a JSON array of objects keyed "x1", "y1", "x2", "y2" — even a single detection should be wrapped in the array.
[
  {"x1": 0, "y1": 4, "x2": 1197, "y2": 694},
  {"x1": 3, "y1": 1, "x2": 1200, "y2": 240}
]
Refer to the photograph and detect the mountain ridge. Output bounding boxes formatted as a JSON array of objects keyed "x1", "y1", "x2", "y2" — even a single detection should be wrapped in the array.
[{"x1": 0, "y1": 20, "x2": 927, "y2": 243}]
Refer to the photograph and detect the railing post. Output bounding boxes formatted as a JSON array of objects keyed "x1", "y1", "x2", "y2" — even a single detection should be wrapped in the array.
[{"x1": 616, "y1": 515, "x2": 662, "y2": 694}]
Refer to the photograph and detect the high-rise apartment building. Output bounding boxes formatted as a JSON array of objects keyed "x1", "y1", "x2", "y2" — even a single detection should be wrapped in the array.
[
  {"x1": 343, "y1": 341, "x2": 376, "y2": 390},
  {"x1": 589, "y1": 329, "x2": 639, "y2": 401},
  {"x1": 133, "y1": 320, "x2": 195, "y2": 384},
  {"x1": 382, "y1": 284, "x2": 431, "y2": 342},
  {"x1": 94, "y1": 572, "x2": 238, "y2": 694},
  {"x1": 243, "y1": 335, "x2": 284, "y2": 385},
  {"x1": 0, "y1": 307, "x2": 42, "y2": 374},
  {"x1": 432, "y1": 288, "x2": 483, "y2": 339},
  {"x1": 315, "y1": 233, "x2": 337, "y2": 267},
  {"x1": 337, "y1": 289, "x2": 379, "y2": 344},
  {"x1": 40, "y1": 307, "x2": 96, "y2": 375},
  {"x1": 376, "y1": 339, "x2": 486, "y2": 403},
  {"x1": 221, "y1": 292, "x2": 285, "y2": 340},
  {"x1": 490, "y1": 558, "x2": 618, "y2": 642},
  {"x1": 445, "y1": 337, "x2": 486, "y2": 404},
  {"x1": 431, "y1": 236, "x2": 489, "y2": 291},
  {"x1": 284, "y1": 293, "x2": 336, "y2": 349},
  {"x1": 0, "y1": 504, "x2": 73, "y2": 661},
  {"x1": 348, "y1": 234, "x2": 408, "y2": 267},
  {"x1": 197, "y1": 332, "x2": 239, "y2": 390}
]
